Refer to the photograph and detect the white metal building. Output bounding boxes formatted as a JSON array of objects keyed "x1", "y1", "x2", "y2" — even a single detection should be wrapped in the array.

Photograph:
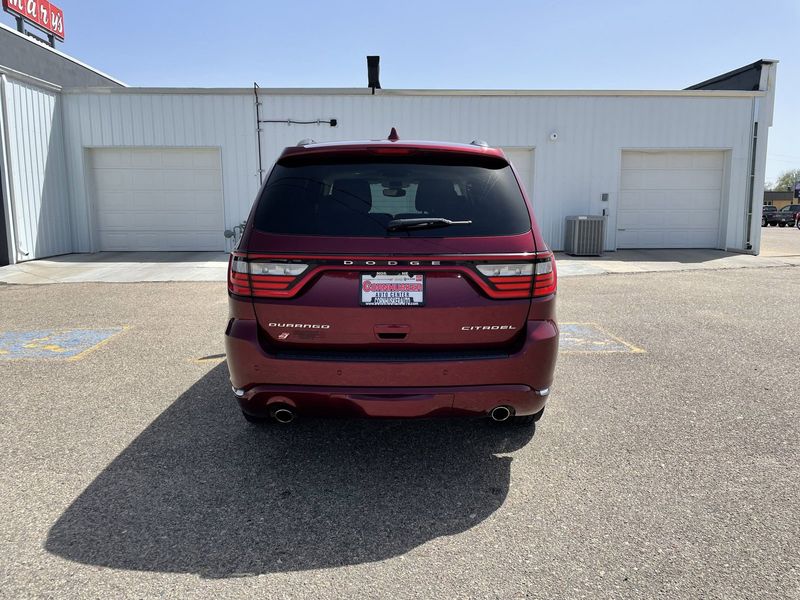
[{"x1": 0, "y1": 38, "x2": 778, "y2": 264}]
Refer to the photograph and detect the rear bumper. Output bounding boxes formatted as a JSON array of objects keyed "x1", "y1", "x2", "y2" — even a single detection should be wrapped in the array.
[
  {"x1": 233, "y1": 383, "x2": 549, "y2": 418},
  {"x1": 225, "y1": 319, "x2": 558, "y2": 418}
]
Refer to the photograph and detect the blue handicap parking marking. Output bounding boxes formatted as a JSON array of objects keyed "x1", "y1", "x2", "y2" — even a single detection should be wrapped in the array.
[
  {"x1": 0, "y1": 327, "x2": 125, "y2": 360},
  {"x1": 559, "y1": 323, "x2": 644, "y2": 354}
]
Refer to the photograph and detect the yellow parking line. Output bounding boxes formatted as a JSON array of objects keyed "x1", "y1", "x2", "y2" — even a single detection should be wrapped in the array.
[
  {"x1": 191, "y1": 353, "x2": 226, "y2": 364},
  {"x1": 560, "y1": 321, "x2": 646, "y2": 354},
  {"x1": 66, "y1": 325, "x2": 131, "y2": 362}
]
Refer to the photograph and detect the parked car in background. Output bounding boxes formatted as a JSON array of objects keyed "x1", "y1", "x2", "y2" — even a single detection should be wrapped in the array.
[
  {"x1": 225, "y1": 131, "x2": 558, "y2": 430},
  {"x1": 762, "y1": 205, "x2": 777, "y2": 226},
  {"x1": 780, "y1": 204, "x2": 800, "y2": 228},
  {"x1": 762, "y1": 205, "x2": 796, "y2": 227}
]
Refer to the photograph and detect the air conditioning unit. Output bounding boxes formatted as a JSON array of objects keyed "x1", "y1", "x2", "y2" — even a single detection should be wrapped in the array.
[{"x1": 564, "y1": 216, "x2": 606, "y2": 256}]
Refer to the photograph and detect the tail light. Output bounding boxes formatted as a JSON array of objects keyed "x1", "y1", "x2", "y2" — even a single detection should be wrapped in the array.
[
  {"x1": 228, "y1": 253, "x2": 309, "y2": 298},
  {"x1": 476, "y1": 263, "x2": 534, "y2": 298},
  {"x1": 228, "y1": 255, "x2": 251, "y2": 296},
  {"x1": 229, "y1": 252, "x2": 557, "y2": 300},
  {"x1": 532, "y1": 254, "x2": 557, "y2": 297},
  {"x1": 474, "y1": 253, "x2": 556, "y2": 299}
]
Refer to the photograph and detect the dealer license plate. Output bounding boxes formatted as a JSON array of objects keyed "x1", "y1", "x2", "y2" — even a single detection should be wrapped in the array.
[{"x1": 360, "y1": 272, "x2": 425, "y2": 306}]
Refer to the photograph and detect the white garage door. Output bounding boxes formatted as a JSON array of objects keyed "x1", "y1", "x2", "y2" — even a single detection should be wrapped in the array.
[
  {"x1": 502, "y1": 146, "x2": 536, "y2": 219},
  {"x1": 503, "y1": 147, "x2": 534, "y2": 198},
  {"x1": 90, "y1": 148, "x2": 224, "y2": 251},
  {"x1": 618, "y1": 150, "x2": 724, "y2": 248}
]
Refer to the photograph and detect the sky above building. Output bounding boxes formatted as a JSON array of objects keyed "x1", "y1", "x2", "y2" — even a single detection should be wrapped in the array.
[{"x1": 4, "y1": 0, "x2": 797, "y2": 185}]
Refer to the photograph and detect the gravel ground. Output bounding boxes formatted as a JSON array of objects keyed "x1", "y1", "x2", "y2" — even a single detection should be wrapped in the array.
[{"x1": 1, "y1": 268, "x2": 798, "y2": 599}]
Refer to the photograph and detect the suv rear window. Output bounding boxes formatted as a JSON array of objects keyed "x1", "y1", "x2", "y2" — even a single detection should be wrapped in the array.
[{"x1": 254, "y1": 156, "x2": 531, "y2": 237}]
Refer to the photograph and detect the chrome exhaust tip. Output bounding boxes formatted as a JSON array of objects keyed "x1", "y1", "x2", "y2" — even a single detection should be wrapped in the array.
[
  {"x1": 490, "y1": 405, "x2": 513, "y2": 422},
  {"x1": 271, "y1": 407, "x2": 296, "y2": 424}
]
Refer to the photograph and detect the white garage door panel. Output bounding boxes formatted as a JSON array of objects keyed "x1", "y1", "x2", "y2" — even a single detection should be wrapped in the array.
[
  {"x1": 620, "y1": 169, "x2": 722, "y2": 191},
  {"x1": 623, "y1": 150, "x2": 724, "y2": 170},
  {"x1": 618, "y1": 211, "x2": 715, "y2": 230},
  {"x1": 617, "y1": 228, "x2": 717, "y2": 249},
  {"x1": 618, "y1": 150, "x2": 724, "y2": 249},
  {"x1": 91, "y1": 148, "x2": 224, "y2": 251},
  {"x1": 98, "y1": 231, "x2": 223, "y2": 252},
  {"x1": 98, "y1": 209, "x2": 220, "y2": 231}
]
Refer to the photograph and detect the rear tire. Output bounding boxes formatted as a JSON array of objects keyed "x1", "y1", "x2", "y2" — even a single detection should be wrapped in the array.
[{"x1": 762, "y1": 217, "x2": 767, "y2": 227}]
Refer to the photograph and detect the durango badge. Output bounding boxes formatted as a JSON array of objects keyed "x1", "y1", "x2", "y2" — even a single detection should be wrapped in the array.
[{"x1": 267, "y1": 323, "x2": 331, "y2": 329}]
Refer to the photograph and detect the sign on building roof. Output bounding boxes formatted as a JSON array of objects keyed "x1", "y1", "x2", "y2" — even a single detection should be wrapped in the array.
[{"x1": 3, "y1": 0, "x2": 65, "y2": 41}]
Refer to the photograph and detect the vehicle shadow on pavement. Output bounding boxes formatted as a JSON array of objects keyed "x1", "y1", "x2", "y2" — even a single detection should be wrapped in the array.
[{"x1": 45, "y1": 363, "x2": 534, "y2": 578}]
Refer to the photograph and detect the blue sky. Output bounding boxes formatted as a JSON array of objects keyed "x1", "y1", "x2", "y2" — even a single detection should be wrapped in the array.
[{"x1": 5, "y1": 0, "x2": 798, "y2": 184}]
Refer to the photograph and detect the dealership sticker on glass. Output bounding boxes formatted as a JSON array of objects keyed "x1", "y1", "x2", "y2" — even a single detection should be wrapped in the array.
[{"x1": 361, "y1": 272, "x2": 425, "y2": 306}]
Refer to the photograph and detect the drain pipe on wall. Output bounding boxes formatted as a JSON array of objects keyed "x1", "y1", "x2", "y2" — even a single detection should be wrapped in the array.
[
  {"x1": 0, "y1": 73, "x2": 23, "y2": 265},
  {"x1": 254, "y1": 82, "x2": 264, "y2": 185},
  {"x1": 744, "y1": 111, "x2": 758, "y2": 253}
]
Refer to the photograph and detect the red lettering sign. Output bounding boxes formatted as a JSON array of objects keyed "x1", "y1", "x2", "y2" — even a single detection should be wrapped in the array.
[
  {"x1": 3, "y1": 0, "x2": 65, "y2": 41},
  {"x1": 362, "y1": 281, "x2": 423, "y2": 293}
]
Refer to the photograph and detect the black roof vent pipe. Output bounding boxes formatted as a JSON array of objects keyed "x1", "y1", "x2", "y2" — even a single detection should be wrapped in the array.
[{"x1": 367, "y1": 56, "x2": 381, "y2": 94}]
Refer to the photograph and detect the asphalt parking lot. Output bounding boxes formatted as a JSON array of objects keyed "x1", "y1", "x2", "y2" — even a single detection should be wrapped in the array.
[
  {"x1": 760, "y1": 223, "x2": 800, "y2": 258},
  {"x1": 1, "y1": 265, "x2": 799, "y2": 598}
]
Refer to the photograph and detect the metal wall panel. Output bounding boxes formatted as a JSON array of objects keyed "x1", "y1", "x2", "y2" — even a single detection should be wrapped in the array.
[
  {"x1": 255, "y1": 93, "x2": 755, "y2": 251},
  {"x1": 62, "y1": 90, "x2": 757, "y2": 252},
  {"x1": 2, "y1": 76, "x2": 72, "y2": 261},
  {"x1": 62, "y1": 92, "x2": 259, "y2": 252}
]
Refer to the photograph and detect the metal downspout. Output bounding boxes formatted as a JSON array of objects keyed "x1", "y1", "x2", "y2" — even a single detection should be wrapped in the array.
[
  {"x1": 254, "y1": 82, "x2": 264, "y2": 185},
  {"x1": 744, "y1": 98, "x2": 759, "y2": 252}
]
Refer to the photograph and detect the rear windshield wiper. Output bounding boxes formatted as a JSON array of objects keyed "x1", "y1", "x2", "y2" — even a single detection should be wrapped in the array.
[{"x1": 387, "y1": 217, "x2": 473, "y2": 232}]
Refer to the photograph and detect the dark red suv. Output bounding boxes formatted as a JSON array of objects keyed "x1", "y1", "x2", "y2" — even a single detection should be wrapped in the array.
[{"x1": 225, "y1": 131, "x2": 558, "y2": 427}]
